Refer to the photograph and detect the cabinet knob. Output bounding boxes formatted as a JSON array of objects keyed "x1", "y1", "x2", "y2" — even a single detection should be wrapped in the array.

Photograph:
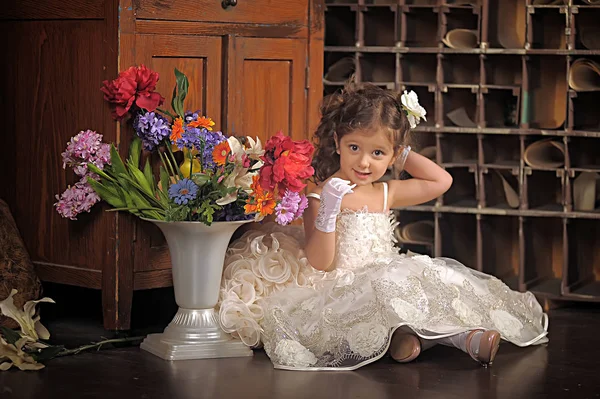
[{"x1": 221, "y1": 0, "x2": 237, "y2": 9}]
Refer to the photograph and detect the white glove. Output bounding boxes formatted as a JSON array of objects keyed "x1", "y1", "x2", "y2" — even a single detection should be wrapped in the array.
[{"x1": 315, "y1": 178, "x2": 356, "y2": 233}]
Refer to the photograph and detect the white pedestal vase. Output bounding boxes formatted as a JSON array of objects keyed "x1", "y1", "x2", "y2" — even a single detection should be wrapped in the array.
[{"x1": 140, "y1": 218, "x2": 253, "y2": 360}]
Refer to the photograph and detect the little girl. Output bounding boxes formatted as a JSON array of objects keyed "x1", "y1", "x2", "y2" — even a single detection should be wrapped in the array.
[{"x1": 217, "y1": 83, "x2": 548, "y2": 371}]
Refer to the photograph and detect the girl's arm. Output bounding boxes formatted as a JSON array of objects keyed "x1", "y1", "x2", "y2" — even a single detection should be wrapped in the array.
[
  {"x1": 303, "y1": 197, "x2": 337, "y2": 271},
  {"x1": 388, "y1": 149, "x2": 453, "y2": 208}
]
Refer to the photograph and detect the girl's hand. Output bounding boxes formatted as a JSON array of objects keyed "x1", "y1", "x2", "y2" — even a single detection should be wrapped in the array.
[{"x1": 315, "y1": 178, "x2": 356, "y2": 233}]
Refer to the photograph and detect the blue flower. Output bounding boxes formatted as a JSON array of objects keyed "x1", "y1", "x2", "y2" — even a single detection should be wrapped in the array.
[
  {"x1": 133, "y1": 111, "x2": 171, "y2": 151},
  {"x1": 168, "y1": 178, "x2": 198, "y2": 205}
]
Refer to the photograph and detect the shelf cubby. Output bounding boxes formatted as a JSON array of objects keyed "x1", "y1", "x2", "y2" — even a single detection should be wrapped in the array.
[
  {"x1": 481, "y1": 134, "x2": 520, "y2": 167},
  {"x1": 523, "y1": 168, "x2": 564, "y2": 211},
  {"x1": 325, "y1": 6, "x2": 357, "y2": 47},
  {"x1": 526, "y1": 6, "x2": 568, "y2": 50},
  {"x1": 402, "y1": 6, "x2": 440, "y2": 48},
  {"x1": 438, "y1": 213, "x2": 478, "y2": 269},
  {"x1": 439, "y1": 133, "x2": 477, "y2": 165},
  {"x1": 442, "y1": 86, "x2": 478, "y2": 127},
  {"x1": 480, "y1": 215, "x2": 520, "y2": 290},
  {"x1": 442, "y1": 54, "x2": 479, "y2": 85},
  {"x1": 483, "y1": 55, "x2": 522, "y2": 86},
  {"x1": 521, "y1": 217, "x2": 564, "y2": 296},
  {"x1": 564, "y1": 218, "x2": 600, "y2": 299},
  {"x1": 573, "y1": 6, "x2": 600, "y2": 50},
  {"x1": 481, "y1": 167, "x2": 521, "y2": 209},
  {"x1": 360, "y1": 52, "x2": 396, "y2": 83},
  {"x1": 481, "y1": 87, "x2": 520, "y2": 128},
  {"x1": 400, "y1": 53, "x2": 438, "y2": 85},
  {"x1": 363, "y1": 6, "x2": 398, "y2": 47},
  {"x1": 568, "y1": 91, "x2": 600, "y2": 132},
  {"x1": 441, "y1": 166, "x2": 478, "y2": 207}
]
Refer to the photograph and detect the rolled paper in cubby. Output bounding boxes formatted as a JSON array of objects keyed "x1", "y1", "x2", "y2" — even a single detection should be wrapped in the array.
[
  {"x1": 495, "y1": 170, "x2": 520, "y2": 208},
  {"x1": 420, "y1": 146, "x2": 436, "y2": 161},
  {"x1": 495, "y1": 0, "x2": 526, "y2": 49},
  {"x1": 323, "y1": 57, "x2": 355, "y2": 83},
  {"x1": 442, "y1": 29, "x2": 478, "y2": 50},
  {"x1": 582, "y1": 0, "x2": 600, "y2": 3},
  {"x1": 395, "y1": 220, "x2": 434, "y2": 244},
  {"x1": 568, "y1": 59, "x2": 600, "y2": 92},
  {"x1": 524, "y1": 138, "x2": 565, "y2": 168},
  {"x1": 573, "y1": 171, "x2": 598, "y2": 211},
  {"x1": 447, "y1": 107, "x2": 477, "y2": 127}
]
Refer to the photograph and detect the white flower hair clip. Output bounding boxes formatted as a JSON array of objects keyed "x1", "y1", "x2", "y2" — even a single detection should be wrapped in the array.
[{"x1": 400, "y1": 90, "x2": 427, "y2": 129}]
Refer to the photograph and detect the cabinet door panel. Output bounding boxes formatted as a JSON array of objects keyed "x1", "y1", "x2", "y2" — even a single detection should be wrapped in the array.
[
  {"x1": 136, "y1": 35, "x2": 222, "y2": 127},
  {"x1": 227, "y1": 37, "x2": 308, "y2": 143},
  {"x1": 133, "y1": 35, "x2": 223, "y2": 272}
]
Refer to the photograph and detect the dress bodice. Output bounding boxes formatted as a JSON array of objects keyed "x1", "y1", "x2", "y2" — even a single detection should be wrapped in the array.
[
  {"x1": 306, "y1": 182, "x2": 398, "y2": 270},
  {"x1": 333, "y1": 210, "x2": 398, "y2": 270}
]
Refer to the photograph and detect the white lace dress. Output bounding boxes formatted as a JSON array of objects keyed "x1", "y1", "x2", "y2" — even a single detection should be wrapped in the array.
[{"x1": 217, "y1": 183, "x2": 549, "y2": 371}]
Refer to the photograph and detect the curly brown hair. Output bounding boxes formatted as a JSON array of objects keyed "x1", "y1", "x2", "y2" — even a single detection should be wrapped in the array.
[{"x1": 311, "y1": 82, "x2": 412, "y2": 183}]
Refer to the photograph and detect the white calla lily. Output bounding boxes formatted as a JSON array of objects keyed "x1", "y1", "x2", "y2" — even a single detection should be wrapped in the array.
[{"x1": 0, "y1": 289, "x2": 55, "y2": 341}]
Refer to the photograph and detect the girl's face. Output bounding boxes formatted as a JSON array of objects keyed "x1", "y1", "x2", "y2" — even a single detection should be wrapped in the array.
[{"x1": 335, "y1": 129, "x2": 396, "y2": 186}]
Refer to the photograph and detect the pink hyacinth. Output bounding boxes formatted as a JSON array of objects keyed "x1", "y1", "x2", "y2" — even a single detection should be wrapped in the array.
[
  {"x1": 61, "y1": 129, "x2": 111, "y2": 177},
  {"x1": 275, "y1": 190, "x2": 308, "y2": 225},
  {"x1": 54, "y1": 178, "x2": 101, "y2": 220}
]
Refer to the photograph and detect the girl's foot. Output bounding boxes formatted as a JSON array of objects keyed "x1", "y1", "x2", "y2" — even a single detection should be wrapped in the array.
[
  {"x1": 390, "y1": 331, "x2": 421, "y2": 363},
  {"x1": 465, "y1": 329, "x2": 501, "y2": 367}
]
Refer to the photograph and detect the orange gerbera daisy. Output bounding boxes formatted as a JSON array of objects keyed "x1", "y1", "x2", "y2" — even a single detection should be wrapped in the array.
[
  {"x1": 245, "y1": 176, "x2": 276, "y2": 217},
  {"x1": 170, "y1": 117, "x2": 184, "y2": 142},
  {"x1": 212, "y1": 141, "x2": 230, "y2": 166},
  {"x1": 188, "y1": 116, "x2": 215, "y2": 131}
]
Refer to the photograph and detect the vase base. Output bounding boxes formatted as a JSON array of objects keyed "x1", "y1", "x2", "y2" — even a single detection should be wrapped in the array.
[{"x1": 140, "y1": 333, "x2": 254, "y2": 360}]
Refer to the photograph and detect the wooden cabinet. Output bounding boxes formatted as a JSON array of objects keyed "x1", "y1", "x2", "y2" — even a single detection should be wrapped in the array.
[{"x1": 0, "y1": 0, "x2": 324, "y2": 330}]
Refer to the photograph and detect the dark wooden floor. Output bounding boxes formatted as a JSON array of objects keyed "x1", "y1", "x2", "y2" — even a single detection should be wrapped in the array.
[{"x1": 1, "y1": 285, "x2": 599, "y2": 399}]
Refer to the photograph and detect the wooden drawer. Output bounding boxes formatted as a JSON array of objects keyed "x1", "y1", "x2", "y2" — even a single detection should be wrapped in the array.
[{"x1": 134, "y1": 0, "x2": 309, "y2": 26}]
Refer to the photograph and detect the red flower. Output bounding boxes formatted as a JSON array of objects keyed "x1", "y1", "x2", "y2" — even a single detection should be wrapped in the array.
[
  {"x1": 101, "y1": 65, "x2": 165, "y2": 120},
  {"x1": 259, "y1": 131, "x2": 315, "y2": 194}
]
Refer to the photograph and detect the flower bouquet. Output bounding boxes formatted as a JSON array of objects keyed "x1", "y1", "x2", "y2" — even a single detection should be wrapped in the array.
[
  {"x1": 55, "y1": 65, "x2": 314, "y2": 226},
  {"x1": 53, "y1": 65, "x2": 316, "y2": 361}
]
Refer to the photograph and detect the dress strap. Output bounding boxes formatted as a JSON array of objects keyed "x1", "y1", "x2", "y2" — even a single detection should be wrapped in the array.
[
  {"x1": 306, "y1": 193, "x2": 321, "y2": 200},
  {"x1": 382, "y1": 182, "x2": 388, "y2": 211}
]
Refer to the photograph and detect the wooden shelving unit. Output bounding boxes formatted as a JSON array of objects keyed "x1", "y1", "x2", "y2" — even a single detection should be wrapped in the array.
[{"x1": 323, "y1": 0, "x2": 600, "y2": 304}]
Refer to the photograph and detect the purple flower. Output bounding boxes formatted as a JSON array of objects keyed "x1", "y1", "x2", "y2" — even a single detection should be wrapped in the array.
[
  {"x1": 215, "y1": 202, "x2": 254, "y2": 222},
  {"x1": 275, "y1": 190, "x2": 305, "y2": 225},
  {"x1": 133, "y1": 111, "x2": 171, "y2": 151},
  {"x1": 175, "y1": 126, "x2": 227, "y2": 171},
  {"x1": 175, "y1": 127, "x2": 203, "y2": 151},
  {"x1": 295, "y1": 194, "x2": 308, "y2": 218},
  {"x1": 61, "y1": 130, "x2": 111, "y2": 177},
  {"x1": 54, "y1": 178, "x2": 101, "y2": 220},
  {"x1": 168, "y1": 178, "x2": 198, "y2": 205}
]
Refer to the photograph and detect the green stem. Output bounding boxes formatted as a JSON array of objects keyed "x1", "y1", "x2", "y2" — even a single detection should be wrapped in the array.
[
  {"x1": 166, "y1": 144, "x2": 183, "y2": 179},
  {"x1": 156, "y1": 107, "x2": 176, "y2": 119},
  {"x1": 158, "y1": 145, "x2": 176, "y2": 180},
  {"x1": 55, "y1": 336, "x2": 145, "y2": 358}
]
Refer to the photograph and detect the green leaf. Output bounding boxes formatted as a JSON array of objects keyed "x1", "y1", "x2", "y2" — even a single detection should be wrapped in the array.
[
  {"x1": 119, "y1": 187, "x2": 139, "y2": 216},
  {"x1": 109, "y1": 144, "x2": 128, "y2": 179},
  {"x1": 171, "y1": 85, "x2": 181, "y2": 118},
  {"x1": 129, "y1": 137, "x2": 142, "y2": 168},
  {"x1": 87, "y1": 163, "x2": 116, "y2": 183},
  {"x1": 31, "y1": 345, "x2": 65, "y2": 362},
  {"x1": 0, "y1": 326, "x2": 21, "y2": 345},
  {"x1": 143, "y1": 159, "x2": 155, "y2": 196},
  {"x1": 174, "y1": 68, "x2": 189, "y2": 112},
  {"x1": 170, "y1": 68, "x2": 189, "y2": 117},
  {"x1": 87, "y1": 178, "x2": 126, "y2": 208},
  {"x1": 192, "y1": 173, "x2": 210, "y2": 187},
  {"x1": 126, "y1": 159, "x2": 154, "y2": 196}
]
